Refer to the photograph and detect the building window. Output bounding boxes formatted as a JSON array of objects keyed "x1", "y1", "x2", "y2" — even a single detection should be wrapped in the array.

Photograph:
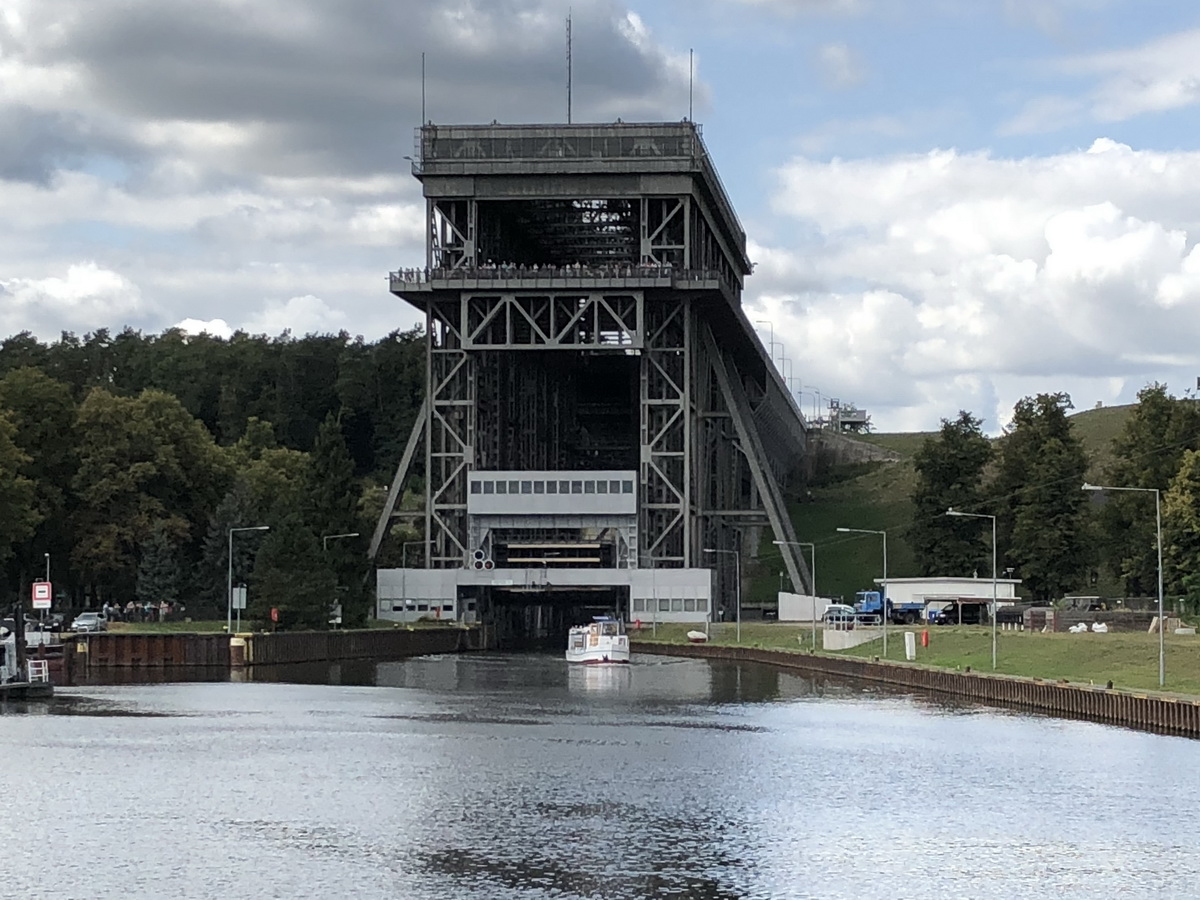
[
  {"x1": 658, "y1": 598, "x2": 670, "y2": 612},
  {"x1": 632, "y1": 598, "x2": 645, "y2": 612},
  {"x1": 534, "y1": 481, "x2": 545, "y2": 494},
  {"x1": 571, "y1": 481, "x2": 583, "y2": 494},
  {"x1": 697, "y1": 598, "x2": 708, "y2": 612},
  {"x1": 443, "y1": 604, "x2": 454, "y2": 612},
  {"x1": 622, "y1": 480, "x2": 634, "y2": 494},
  {"x1": 496, "y1": 481, "x2": 507, "y2": 494},
  {"x1": 417, "y1": 603, "x2": 429, "y2": 612},
  {"x1": 471, "y1": 481, "x2": 482, "y2": 494},
  {"x1": 483, "y1": 481, "x2": 495, "y2": 494},
  {"x1": 671, "y1": 599, "x2": 683, "y2": 612},
  {"x1": 521, "y1": 480, "x2": 533, "y2": 494},
  {"x1": 684, "y1": 598, "x2": 696, "y2": 611},
  {"x1": 392, "y1": 603, "x2": 404, "y2": 612},
  {"x1": 609, "y1": 480, "x2": 621, "y2": 494},
  {"x1": 597, "y1": 480, "x2": 608, "y2": 494},
  {"x1": 584, "y1": 480, "x2": 596, "y2": 493},
  {"x1": 546, "y1": 481, "x2": 558, "y2": 494},
  {"x1": 508, "y1": 480, "x2": 519, "y2": 494}
]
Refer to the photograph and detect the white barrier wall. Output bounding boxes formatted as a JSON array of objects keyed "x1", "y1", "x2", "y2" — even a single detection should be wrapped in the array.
[{"x1": 778, "y1": 592, "x2": 826, "y2": 623}]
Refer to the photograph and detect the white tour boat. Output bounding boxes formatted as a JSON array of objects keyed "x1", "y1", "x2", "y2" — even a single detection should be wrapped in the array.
[{"x1": 566, "y1": 616, "x2": 630, "y2": 664}]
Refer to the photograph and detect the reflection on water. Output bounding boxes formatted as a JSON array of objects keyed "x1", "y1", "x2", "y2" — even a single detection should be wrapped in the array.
[{"x1": 2, "y1": 652, "x2": 1199, "y2": 899}]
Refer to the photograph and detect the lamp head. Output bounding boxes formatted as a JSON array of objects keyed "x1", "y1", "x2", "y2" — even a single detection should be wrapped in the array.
[{"x1": 1081, "y1": 483, "x2": 1101, "y2": 492}]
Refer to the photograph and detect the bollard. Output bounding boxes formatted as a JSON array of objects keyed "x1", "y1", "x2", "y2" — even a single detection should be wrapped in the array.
[
  {"x1": 921, "y1": 629, "x2": 929, "y2": 648},
  {"x1": 904, "y1": 631, "x2": 916, "y2": 661},
  {"x1": 229, "y1": 636, "x2": 247, "y2": 668}
]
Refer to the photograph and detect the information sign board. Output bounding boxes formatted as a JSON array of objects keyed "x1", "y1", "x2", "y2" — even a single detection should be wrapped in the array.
[{"x1": 31, "y1": 581, "x2": 52, "y2": 610}]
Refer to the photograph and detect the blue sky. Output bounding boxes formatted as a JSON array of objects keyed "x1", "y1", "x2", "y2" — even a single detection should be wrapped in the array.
[{"x1": 3, "y1": 0, "x2": 1200, "y2": 432}]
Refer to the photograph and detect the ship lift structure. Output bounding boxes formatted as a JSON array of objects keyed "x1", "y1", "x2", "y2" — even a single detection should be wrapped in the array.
[{"x1": 369, "y1": 121, "x2": 812, "y2": 643}]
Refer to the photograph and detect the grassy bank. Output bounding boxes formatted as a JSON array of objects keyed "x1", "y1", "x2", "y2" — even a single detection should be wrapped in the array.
[
  {"x1": 633, "y1": 622, "x2": 1200, "y2": 696},
  {"x1": 107, "y1": 620, "x2": 228, "y2": 634}
]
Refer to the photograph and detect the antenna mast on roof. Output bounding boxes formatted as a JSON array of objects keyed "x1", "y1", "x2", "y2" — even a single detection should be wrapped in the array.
[
  {"x1": 421, "y1": 51, "x2": 426, "y2": 124},
  {"x1": 566, "y1": 9, "x2": 572, "y2": 124},
  {"x1": 688, "y1": 48, "x2": 693, "y2": 121}
]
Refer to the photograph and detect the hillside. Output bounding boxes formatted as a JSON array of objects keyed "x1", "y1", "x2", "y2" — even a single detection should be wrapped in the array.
[{"x1": 746, "y1": 403, "x2": 1136, "y2": 606}]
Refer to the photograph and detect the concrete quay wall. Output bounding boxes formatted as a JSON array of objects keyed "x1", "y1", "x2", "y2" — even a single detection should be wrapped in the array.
[{"x1": 634, "y1": 642, "x2": 1200, "y2": 738}]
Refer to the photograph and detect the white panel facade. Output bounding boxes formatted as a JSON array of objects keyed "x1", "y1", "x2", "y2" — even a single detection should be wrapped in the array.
[{"x1": 468, "y1": 470, "x2": 637, "y2": 516}]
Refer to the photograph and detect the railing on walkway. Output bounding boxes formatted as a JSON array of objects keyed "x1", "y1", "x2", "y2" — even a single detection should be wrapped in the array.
[{"x1": 26, "y1": 659, "x2": 50, "y2": 683}]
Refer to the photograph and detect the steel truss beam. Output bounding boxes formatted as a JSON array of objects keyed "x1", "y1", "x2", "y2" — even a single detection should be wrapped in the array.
[
  {"x1": 367, "y1": 396, "x2": 429, "y2": 562},
  {"x1": 463, "y1": 292, "x2": 642, "y2": 349},
  {"x1": 427, "y1": 297, "x2": 474, "y2": 567},
  {"x1": 702, "y1": 325, "x2": 813, "y2": 595},
  {"x1": 640, "y1": 298, "x2": 690, "y2": 567}
]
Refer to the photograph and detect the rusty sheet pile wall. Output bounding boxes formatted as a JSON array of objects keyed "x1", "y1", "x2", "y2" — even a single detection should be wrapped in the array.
[{"x1": 635, "y1": 642, "x2": 1200, "y2": 737}]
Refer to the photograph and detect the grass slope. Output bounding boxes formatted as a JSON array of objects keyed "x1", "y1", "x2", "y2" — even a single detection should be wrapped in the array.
[
  {"x1": 747, "y1": 404, "x2": 1136, "y2": 607},
  {"x1": 637, "y1": 623, "x2": 1197, "y2": 695}
]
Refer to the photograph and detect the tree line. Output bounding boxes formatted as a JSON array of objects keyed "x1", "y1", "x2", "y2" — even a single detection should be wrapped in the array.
[
  {"x1": 910, "y1": 385, "x2": 1200, "y2": 608},
  {"x1": 0, "y1": 326, "x2": 427, "y2": 628}
]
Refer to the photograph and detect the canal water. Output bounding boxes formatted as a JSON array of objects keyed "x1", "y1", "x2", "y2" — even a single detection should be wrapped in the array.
[{"x1": 2, "y1": 653, "x2": 1197, "y2": 899}]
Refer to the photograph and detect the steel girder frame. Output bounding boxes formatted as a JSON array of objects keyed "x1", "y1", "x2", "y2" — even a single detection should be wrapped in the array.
[
  {"x1": 701, "y1": 325, "x2": 813, "y2": 596},
  {"x1": 426, "y1": 296, "x2": 474, "y2": 568},
  {"x1": 367, "y1": 396, "x2": 429, "y2": 563},
  {"x1": 640, "y1": 296, "x2": 690, "y2": 568}
]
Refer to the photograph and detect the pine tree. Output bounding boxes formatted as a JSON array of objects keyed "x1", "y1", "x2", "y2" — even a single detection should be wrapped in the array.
[
  {"x1": 250, "y1": 514, "x2": 336, "y2": 629},
  {"x1": 994, "y1": 393, "x2": 1091, "y2": 603},
  {"x1": 136, "y1": 522, "x2": 183, "y2": 606},
  {"x1": 306, "y1": 412, "x2": 367, "y2": 625},
  {"x1": 909, "y1": 411, "x2": 993, "y2": 576},
  {"x1": 1102, "y1": 384, "x2": 1200, "y2": 595}
]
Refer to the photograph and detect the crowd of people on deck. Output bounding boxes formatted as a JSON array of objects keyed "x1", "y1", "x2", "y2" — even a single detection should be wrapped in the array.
[{"x1": 392, "y1": 260, "x2": 717, "y2": 283}]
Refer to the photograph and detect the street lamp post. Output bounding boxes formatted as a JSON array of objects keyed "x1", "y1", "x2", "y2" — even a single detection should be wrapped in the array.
[
  {"x1": 836, "y1": 527, "x2": 888, "y2": 657},
  {"x1": 774, "y1": 540, "x2": 816, "y2": 650},
  {"x1": 755, "y1": 319, "x2": 782, "y2": 371},
  {"x1": 1083, "y1": 483, "x2": 1164, "y2": 686},
  {"x1": 228, "y1": 525, "x2": 269, "y2": 634},
  {"x1": 703, "y1": 547, "x2": 741, "y2": 643},
  {"x1": 946, "y1": 508, "x2": 998, "y2": 670},
  {"x1": 322, "y1": 532, "x2": 360, "y2": 551}
]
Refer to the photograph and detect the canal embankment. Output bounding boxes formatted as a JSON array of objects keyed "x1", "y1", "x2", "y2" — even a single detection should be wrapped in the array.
[
  {"x1": 634, "y1": 640, "x2": 1200, "y2": 737},
  {"x1": 53, "y1": 625, "x2": 480, "y2": 681}
]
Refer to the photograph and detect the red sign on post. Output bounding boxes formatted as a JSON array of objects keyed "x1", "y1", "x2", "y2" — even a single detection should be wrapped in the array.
[
  {"x1": 270, "y1": 607, "x2": 279, "y2": 623},
  {"x1": 31, "y1": 581, "x2": 52, "y2": 610}
]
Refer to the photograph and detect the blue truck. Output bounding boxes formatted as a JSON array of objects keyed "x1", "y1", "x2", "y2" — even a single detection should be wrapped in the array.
[{"x1": 854, "y1": 590, "x2": 928, "y2": 626}]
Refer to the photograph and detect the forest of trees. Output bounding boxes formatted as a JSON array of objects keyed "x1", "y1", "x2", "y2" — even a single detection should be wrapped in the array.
[
  {"x1": 0, "y1": 326, "x2": 426, "y2": 628},
  {"x1": 911, "y1": 385, "x2": 1200, "y2": 609}
]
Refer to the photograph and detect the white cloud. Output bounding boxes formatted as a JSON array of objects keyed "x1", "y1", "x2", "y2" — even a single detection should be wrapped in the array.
[
  {"x1": 175, "y1": 317, "x2": 234, "y2": 339},
  {"x1": 1010, "y1": 28, "x2": 1200, "y2": 132},
  {"x1": 814, "y1": 42, "x2": 865, "y2": 89},
  {"x1": 0, "y1": 263, "x2": 149, "y2": 338},
  {"x1": 749, "y1": 139, "x2": 1200, "y2": 432},
  {"x1": 243, "y1": 294, "x2": 348, "y2": 337}
]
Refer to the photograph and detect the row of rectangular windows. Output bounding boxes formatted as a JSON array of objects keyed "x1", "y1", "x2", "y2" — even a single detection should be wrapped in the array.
[
  {"x1": 631, "y1": 598, "x2": 709, "y2": 613},
  {"x1": 391, "y1": 602, "x2": 476, "y2": 613},
  {"x1": 471, "y1": 479, "x2": 634, "y2": 496}
]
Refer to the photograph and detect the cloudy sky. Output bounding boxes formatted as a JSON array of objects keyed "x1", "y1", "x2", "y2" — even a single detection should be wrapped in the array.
[{"x1": 3, "y1": 0, "x2": 1200, "y2": 432}]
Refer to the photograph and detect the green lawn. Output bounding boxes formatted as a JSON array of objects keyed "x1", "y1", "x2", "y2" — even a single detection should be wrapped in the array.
[
  {"x1": 634, "y1": 622, "x2": 1200, "y2": 696},
  {"x1": 107, "y1": 620, "x2": 229, "y2": 634}
]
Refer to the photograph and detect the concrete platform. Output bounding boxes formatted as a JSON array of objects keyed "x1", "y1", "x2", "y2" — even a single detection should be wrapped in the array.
[{"x1": 0, "y1": 681, "x2": 53, "y2": 700}]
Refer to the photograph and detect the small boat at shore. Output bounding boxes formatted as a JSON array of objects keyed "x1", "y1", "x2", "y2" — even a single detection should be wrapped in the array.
[
  {"x1": 566, "y1": 616, "x2": 630, "y2": 664},
  {"x1": 0, "y1": 627, "x2": 54, "y2": 699}
]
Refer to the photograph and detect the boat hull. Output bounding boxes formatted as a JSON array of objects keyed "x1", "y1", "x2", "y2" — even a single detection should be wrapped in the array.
[{"x1": 565, "y1": 647, "x2": 631, "y2": 664}]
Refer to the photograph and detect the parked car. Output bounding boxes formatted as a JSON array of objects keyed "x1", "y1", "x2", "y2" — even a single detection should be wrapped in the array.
[
  {"x1": 822, "y1": 604, "x2": 858, "y2": 626},
  {"x1": 71, "y1": 611, "x2": 107, "y2": 633},
  {"x1": 932, "y1": 602, "x2": 988, "y2": 626}
]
